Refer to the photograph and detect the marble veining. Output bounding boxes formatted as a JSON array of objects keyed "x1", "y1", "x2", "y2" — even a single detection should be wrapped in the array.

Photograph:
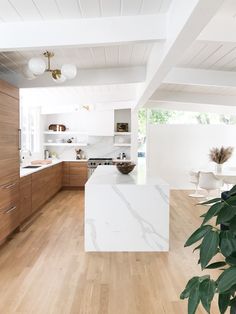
[{"x1": 85, "y1": 166, "x2": 169, "y2": 252}]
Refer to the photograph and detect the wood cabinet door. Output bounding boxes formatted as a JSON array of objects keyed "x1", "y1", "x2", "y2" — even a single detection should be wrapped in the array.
[
  {"x1": 32, "y1": 168, "x2": 51, "y2": 212},
  {"x1": 69, "y1": 162, "x2": 88, "y2": 187},
  {"x1": 19, "y1": 176, "x2": 32, "y2": 223},
  {"x1": 62, "y1": 162, "x2": 70, "y2": 186}
]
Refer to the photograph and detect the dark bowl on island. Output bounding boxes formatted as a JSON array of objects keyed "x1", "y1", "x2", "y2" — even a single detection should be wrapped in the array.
[{"x1": 116, "y1": 162, "x2": 136, "y2": 175}]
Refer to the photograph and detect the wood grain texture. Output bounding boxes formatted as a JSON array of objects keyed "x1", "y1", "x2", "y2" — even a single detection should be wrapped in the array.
[
  {"x1": 0, "y1": 190, "x2": 221, "y2": 314},
  {"x1": 0, "y1": 79, "x2": 19, "y2": 99},
  {"x1": 19, "y1": 175, "x2": 32, "y2": 223}
]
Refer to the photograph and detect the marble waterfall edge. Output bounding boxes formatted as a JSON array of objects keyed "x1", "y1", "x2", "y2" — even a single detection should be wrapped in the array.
[{"x1": 85, "y1": 166, "x2": 169, "y2": 252}]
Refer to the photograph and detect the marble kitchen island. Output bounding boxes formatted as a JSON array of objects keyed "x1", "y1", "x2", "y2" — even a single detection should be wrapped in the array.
[{"x1": 85, "y1": 165, "x2": 169, "y2": 252}]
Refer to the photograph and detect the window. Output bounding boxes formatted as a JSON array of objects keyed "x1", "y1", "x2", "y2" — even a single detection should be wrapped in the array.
[{"x1": 20, "y1": 105, "x2": 41, "y2": 153}]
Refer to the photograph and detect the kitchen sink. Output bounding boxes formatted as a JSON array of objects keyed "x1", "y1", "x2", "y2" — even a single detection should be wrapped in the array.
[{"x1": 23, "y1": 165, "x2": 41, "y2": 169}]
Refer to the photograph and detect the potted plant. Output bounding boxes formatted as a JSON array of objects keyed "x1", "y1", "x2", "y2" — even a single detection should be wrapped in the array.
[
  {"x1": 209, "y1": 146, "x2": 234, "y2": 173},
  {"x1": 181, "y1": 185, "x2": 236, "y2": 314}
]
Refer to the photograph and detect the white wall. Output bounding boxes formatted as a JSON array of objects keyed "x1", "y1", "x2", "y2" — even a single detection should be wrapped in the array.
[{"x1": 147, "y1": 124, "x2": 236, "y2": 189}]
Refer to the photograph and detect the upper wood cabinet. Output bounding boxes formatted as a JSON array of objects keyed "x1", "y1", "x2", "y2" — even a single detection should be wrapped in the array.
[{"x1": 0, "y1": 80, "x2": 20, "y2": 242}]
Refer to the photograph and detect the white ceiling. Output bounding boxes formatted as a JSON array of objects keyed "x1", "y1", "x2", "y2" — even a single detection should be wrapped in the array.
[
  {"x1": 20, "y1": 83, "x2": 141, "y2": 107},
  {"x1": 178, "y1": 41, "x2": 236, "y2": 71},
  {"x1": 0, "y1": 42, "x2": 154, "y2": 74},
  {"x1": 159, "y1": 83, "x2": 236, "y2": 96},
  {"x1": 0, "y1": 0, "x2": 172, "y2": 22}
]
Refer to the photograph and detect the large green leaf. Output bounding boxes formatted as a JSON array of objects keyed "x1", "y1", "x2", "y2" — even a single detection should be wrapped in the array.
[
  {"x1": 200, "y1": 230, "x2": 219, "y2": 269},
  {"x1": 200, "y1": 198, "x2": 221, "y2": 205},
  {"x1": 216, "y1": 205, "x2": 236, "y2": 225},
  {"x1": 180, "y1": 277, "x2": 199, "y2": 300},
  {"x1": 230, "y1": 298, "x2": 236, "y2": 314},
  {"x1": 229, "y1": 185, "x2": 236, "y2": 195},
  {"x1": 188, "y1": 282, "x2": 200, "y2": 314},
  {"x1": 205, "y1": 261, "x2": 226, "y2": 269},
  {"x1": 202, "y1": 202, "x2": 224, "y2": 225},
  {"x1": 218, "y1": 293, "x2": 231, "y2": 314},
  {"x1": 226, "y1": 255, "x2": 236, "y2": 266},
  {"x1": 218, "y1": 267, "x2": 236, "y2": 293},
  {"x1": 185, "y1": 225, "x2": 212, "y2": 247},
  {"x1": 226, "y1": 195, "x2": 236, "y2": 206},
  {"x1": 229, "y1": 216, "x2": 236, "y2": 232},
  {"x1": 199, "y1": 279, "x2": 216, "y2": 313},
  {"x1": 220, "y1": 231, "x2": 236, "y2": 257}
]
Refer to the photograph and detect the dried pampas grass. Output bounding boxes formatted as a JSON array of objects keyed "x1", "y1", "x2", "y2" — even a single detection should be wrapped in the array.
[{"x1": 209, "y1": 146, "x2": 234, "y2": 164}]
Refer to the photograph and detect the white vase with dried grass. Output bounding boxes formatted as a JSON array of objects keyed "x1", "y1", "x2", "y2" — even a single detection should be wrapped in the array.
[{"x1": 209, "y1": 146, "x2": 234, "y2": 173}]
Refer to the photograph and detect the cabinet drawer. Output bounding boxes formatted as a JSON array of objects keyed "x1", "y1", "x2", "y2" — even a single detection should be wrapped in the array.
[
  {"x1": 0, "y1": 203, "x2": 19, "y2": 242},
  {"x1": 0, "y1": 180, "x2": 19, "y2": 211},
  {"x1": 70, "y1": 162, "x2": 87, "y2": 175},
  {"x1": 20, "y1": 175, "x2": 32, "y2": 222}
]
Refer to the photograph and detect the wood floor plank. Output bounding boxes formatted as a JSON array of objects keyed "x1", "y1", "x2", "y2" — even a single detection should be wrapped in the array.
[{"x1": 0, "y1": 190, "x2": 222, "y2": 313}]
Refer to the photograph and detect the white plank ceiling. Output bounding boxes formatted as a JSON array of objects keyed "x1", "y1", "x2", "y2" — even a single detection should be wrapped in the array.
[
  {"x1": 178, "y1": 41, "x2": 236, "y2": 71},
  {"x1": 0, "y1": 0, "x2": 172, "y2": 22},
  {"x1": 0, "y1": 42, "x2": 153, "y2": 74},
  {"x1": 159, "y1": 83, "x2": 236, "y2": 96}
]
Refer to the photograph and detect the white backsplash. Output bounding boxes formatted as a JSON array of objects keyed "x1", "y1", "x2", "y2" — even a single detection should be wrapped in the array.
[{"x1": 46, "y1": 136, "x2": 130, "y2": 160}]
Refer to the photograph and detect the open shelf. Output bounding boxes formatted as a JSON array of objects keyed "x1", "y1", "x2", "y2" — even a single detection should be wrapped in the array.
[
  {"x1": 43, "y1": 143, "x2": 87, "y2": 147},
  {"x1": 114, "y1": 132, "x2": 131, "y2": 136},
  {"x1": 44, "y1": 131, "x2": 87, "y2": 135},
  {"x1": 113, "y1": 143, "x2": 131, "y2": 147}
]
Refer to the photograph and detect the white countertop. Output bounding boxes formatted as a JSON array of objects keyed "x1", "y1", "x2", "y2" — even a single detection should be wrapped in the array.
[
  {"x1": 20, "y1": 159, "x2": 88, "y2": 177},
  {"x1": 86, "y1": 165, "x2": 168, "y2": 186}
]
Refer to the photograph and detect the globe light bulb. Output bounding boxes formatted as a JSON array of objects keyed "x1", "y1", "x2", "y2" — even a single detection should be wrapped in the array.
[
  {"x1": 28, "y1": 58, "x2": 46, "y2": 75},
  {"x1": 61, "y1": 64, "x2": 77, "y2": 80}
]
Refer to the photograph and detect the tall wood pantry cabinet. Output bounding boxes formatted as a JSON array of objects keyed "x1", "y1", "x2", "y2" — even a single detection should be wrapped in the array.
[{"x1": 0, "y1": 80, "x2": 20, "y2": 242}]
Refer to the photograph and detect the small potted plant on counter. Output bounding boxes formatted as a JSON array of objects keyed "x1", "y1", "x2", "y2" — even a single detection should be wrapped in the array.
[
  {"x1": 180, "y1": 186, "x2": 236, "y2": 314},
  {"x1": 209, "y1": 146, "x2": 234, "y2": 173}
]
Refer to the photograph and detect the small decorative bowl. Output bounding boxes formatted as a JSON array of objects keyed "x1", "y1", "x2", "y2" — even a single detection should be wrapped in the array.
[{"x1": 116, "y1": 162, "x2": 136, "y2": 175}]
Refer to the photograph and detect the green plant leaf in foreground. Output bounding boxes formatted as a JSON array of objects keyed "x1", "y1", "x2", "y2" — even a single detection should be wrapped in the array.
[
  {"x1": 218, "y1": 293, "x2": 231, "y2": 314},
  {"x1": 205, "y1": 261, "x2": 227, "y2": 269},
  {"x1": 184, "y1": 225, "x2": 212, "y2": 247},
  {"x1": 188, "y1": 282, "x2": 200, "y2": 314},
  {"x1": 180, "y1": 277, "x2": 199, "y2": 299},
  {"x1": 202, "y1": 202, "x2": 224, "y2": 225},
  {"x1": 216, "y1": 205, "x2": 236, "y2": 225},
  {"x1": 200, "y1": 230, "x2": 219, "y2": 269},
  {"x1": 199, "y1": 279, "x2": 216, "y2": 313},
  {"x1": 200, "y1": 198, "x2": 222, "y2": 205},
  {"x1": 220, "y1": 231, "x2": 236, "y2": 257},
  {"x1": 217, "y1": 267, "x2": 236, "y2": 293}
]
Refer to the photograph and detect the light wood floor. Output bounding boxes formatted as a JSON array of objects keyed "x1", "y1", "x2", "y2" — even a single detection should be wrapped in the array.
[{"x1": 0, "y1": 190, "x2": 222, "y2": 314}]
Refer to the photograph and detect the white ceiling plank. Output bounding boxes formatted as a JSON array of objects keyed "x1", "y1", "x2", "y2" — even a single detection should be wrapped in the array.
[
  {"x1": 9, "y1": 0, "x2": 43, "y2": 21},
  {"x1": 0, "y1": 0, "x2": 22, "y2": 21},
  {"x1": 164, "y1": 67, "x2": 236, "y2": 89},
  {"x1": 0, "y1": 66, "x2": 146, "y2": 88},
  {"x1": 33, "y1": 0, "x2": 62, "y2": 20},
  {"x1": 104, "y1": 46, "x2": 119, "y2": 67},
  {"x1": 79, "y1": 0, "x2": 101, "y2": 18},
  {"x1": 56, "y1": 0, "x2": 82, "y2": 19},
  {"x1": 100, "y1": 0, "x2": 121, "y2": 17},
  {"x1": 118, "y1": 44, "x2": 133, "y2": 66},
  {"x1": 136, "y1": 0, "x2": 225, "y2": 108},
  {"x1": 159, "y1": 0, "x2": 172, "y2": 13},
  {"x1": 122, "y1": 0, "x2": 143, "y2": 15},
  {"x1": 141, "y1": 0, "x2": 162, "y2": 14},
  {"x1": 0, "y1": 15, "x2": 166, "y2": 51}
]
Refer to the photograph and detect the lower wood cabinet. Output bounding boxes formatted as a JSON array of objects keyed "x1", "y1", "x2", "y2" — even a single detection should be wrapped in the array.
[
  {"x1": 0, "y1": 179, "x2": 19, "y2": 242},
  {"x1": 63, "y1": 162, "x2": 88, "y2": 187},
  {"x1": 19, "y1": 175, "x2": 32, "y2": 223}
]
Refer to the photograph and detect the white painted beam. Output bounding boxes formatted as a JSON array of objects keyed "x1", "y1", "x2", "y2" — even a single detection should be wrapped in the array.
[
  {"x1": 136, "y1": 0, "x2": 224, "y2": 108},
  {"x1": 150, "y1": 90, "x2": 236, "y2": 108},
  {"x1": 146, "y1": 100, "x2": 236, "y2": 115},
  {"x1": 164, "y1": 67, "x2": 236, "y2": 88},
  {"x1": 198, "y1": 16, "x2": 236, "y2": 43},
  {"x1": 0, "y1": 15, "x2": 166, "y2": 51},
  {"x1": 0, "y1": 66, "x2": 146, "y2": 88}
]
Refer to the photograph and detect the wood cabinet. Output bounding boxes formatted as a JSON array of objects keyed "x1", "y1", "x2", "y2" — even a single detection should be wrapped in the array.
[
  {"x1": 0, "y1": 80, "x2": 20, "y2": 242},
  {"x1": 63, "y1": 162, "x2": 88, "y2": 187},
  {"x1": 32, "y1": 164, "x2": 62, "y2": 213},
  {"x1": 19, "y1": 176, "x2": 32, "y2": 223}
]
